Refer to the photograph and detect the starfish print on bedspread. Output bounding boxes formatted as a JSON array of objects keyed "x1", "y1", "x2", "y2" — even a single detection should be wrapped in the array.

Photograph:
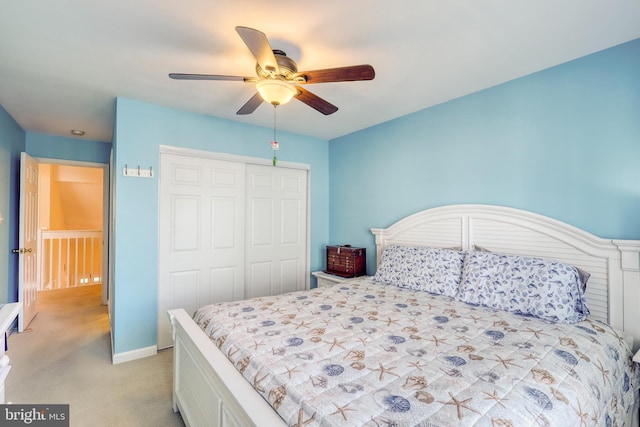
[
  {"x1": 227, "y1": 347, "x2": 238, "y2": 359},
  {"x1": 594, "y1": 359, "x2": 612, "y2": 386},
  {"x1": 428, "y1": 335, "x2": 448, "y2": 347},
  {"x1": 330, "y1": 402, "x2": 356, "y2": 421},
  {"x1": 491, "y1": 354, "x2": 523, "y2": 369},
  {"x1": 482, "y1": 390, "x2": 508, "y2": 408},
  {"x1": 251, "y1": 340, "x2": 266, "y2": 351},
  {"x1": 525, "y1": 327, "x2": 550, "y2": 339},
  {"x1": 325, "y1": 338, "x2": 347, "y2": 352},
  {"x1": 291, "y1": 408, "x2": 316, "y2": 427},
  {"x1": 253, "y1": 371, "x2": 268, "y2": 393},
  {"x1": 572, "y1": 399, "x2": 590, "y2": 427},
  {"x1": 385, "y1": 317, "x2": 400, "y2": 327},
  {"x1": 467, "y1": 315, "x2": 484, "y2": 323},
  {"x1": 369, "y1": 362, "x2": 400, "y2": 381},
  {"x1": 455, "y1": 334, "x2": 471, "y2": 343},
  {"x1": 438, "y1": 392, "x2": 481, "y2": 420},
  {"x1": 283, "y1": 366, "x2": 302, "y2": 379},
  {"x1": 293, "y1": 320, "x2": 312, "y2": 330},
  {"x1": 357, "y1": 337, "x2": 370, "y2": 346},
  {"x1": 407, "y1": 360, "x2": 427, "y2": 371}
]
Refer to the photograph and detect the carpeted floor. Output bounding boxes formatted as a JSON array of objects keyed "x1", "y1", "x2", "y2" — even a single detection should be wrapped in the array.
[{"x1": 5, "y1": 285, "x2": 185, "y2": 427}]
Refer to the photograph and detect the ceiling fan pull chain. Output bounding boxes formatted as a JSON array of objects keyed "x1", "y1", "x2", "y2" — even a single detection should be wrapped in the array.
[{"x1": 271, "y1": 104, "x2": 279, "y2": 166}]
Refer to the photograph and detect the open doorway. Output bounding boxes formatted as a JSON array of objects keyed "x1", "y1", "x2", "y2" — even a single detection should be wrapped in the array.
[{"x1": 36, "y1": 161, "x2": 108, "y2": 306}]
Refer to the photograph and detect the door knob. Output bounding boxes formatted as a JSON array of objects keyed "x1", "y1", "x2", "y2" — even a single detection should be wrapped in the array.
[{"x1": 11, "y1": 248, "x2": 32, "y2": 254}]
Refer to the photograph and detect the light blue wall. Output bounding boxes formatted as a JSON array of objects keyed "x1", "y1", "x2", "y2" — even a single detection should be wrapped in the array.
[
  {"x1": 112, "y1": 98, "x2": 330, "y2": 354},
  {"x1": 26, "y1": 132, "x2": 111, "y2": 163},
  {"x1": 0, "y1": 106, "x2": 26, "y2": 302},
  {"x1": 330, "y1": 38, "x2": 640, "y2": 274}
]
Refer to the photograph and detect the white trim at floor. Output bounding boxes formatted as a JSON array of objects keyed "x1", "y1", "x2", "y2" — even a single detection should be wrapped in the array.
[{"x1": 112, "y1": 345, "x2": 157, "y2": 364}]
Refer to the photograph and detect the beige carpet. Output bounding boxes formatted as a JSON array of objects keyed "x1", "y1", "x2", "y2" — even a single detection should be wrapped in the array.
[{"x1": 5, "y1": 285, "x2": 185, "y2": 427}]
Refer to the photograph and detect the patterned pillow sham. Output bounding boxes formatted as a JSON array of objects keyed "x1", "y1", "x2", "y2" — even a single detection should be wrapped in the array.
[
  {"x1": 372, "y1": 244, "x2": 465, "y2": 297},
  {"x1": 457, "y1": 251, "x2": 590, "y2": 323},
  {"x1": 471, "y1": 244, "x2": 590, "y2": 292}
]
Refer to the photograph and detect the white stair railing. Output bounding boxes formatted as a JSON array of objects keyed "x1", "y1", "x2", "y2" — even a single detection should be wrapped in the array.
[{"x1": 39, "y1": 230, "x2": 102, "y2": 290}]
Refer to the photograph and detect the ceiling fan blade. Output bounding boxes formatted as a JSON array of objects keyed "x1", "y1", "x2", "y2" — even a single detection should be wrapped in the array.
[
  {"x1": 297, "y1": 65, "x2": 375, "y2": 84},
  {"x1": 169, "y1": 73, "x2": 255, "y2": 82},
  {"x1": 294, "y1": 86, "x2": 338, "y2": 115},
  {"x1": 235, "y1": 26, "x2": 280, "y2": 75},
  {"x1": 236, "y1": 92, "x2": 264, "y2": 115}
]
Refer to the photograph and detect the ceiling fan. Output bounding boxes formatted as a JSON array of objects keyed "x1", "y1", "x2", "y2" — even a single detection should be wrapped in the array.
[{"x1": 169, "y1": 26, "x2": 375, "y2": 116}]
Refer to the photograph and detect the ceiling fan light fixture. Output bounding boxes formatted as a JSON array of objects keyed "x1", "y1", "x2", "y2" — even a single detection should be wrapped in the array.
[{"x1": 256, "y1": 79, "x2": 296, "y2": 106}]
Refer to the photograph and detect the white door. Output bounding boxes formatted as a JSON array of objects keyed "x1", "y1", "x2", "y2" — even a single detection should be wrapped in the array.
[
  {"x1": 245, "y1": 164, "x2": 308, "y2": 298},
  {"x1": 17, "y1": 152, "x2": 39, "y2": 331},
  {"x1": 158, "y1": 154, "x2": 246, "y2": 349}
]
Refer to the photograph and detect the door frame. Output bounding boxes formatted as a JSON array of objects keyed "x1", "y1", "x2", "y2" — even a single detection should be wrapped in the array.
[{"x1": 33, "y1": 157, "x2": 110, "y2": 305}]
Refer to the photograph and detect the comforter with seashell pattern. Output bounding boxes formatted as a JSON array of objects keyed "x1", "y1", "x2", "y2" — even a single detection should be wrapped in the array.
[{"x1": 193, "y1": 277, "x2": 639, "y2": 426}]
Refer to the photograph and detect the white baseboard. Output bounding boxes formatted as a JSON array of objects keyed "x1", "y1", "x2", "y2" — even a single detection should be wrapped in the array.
[{"x1": 112, "y1": 345, "x2": 157, "y2": 364}]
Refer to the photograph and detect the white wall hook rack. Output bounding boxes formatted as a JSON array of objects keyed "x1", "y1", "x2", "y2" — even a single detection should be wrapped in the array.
[{"x1": 123, "y1": 165, "x2": 154, "y2": 178}]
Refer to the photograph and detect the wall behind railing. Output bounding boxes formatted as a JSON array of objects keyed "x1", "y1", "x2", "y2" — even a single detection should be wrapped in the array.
[{"x1": 39, "y1": 164, "x2": 103, "y2": 231}]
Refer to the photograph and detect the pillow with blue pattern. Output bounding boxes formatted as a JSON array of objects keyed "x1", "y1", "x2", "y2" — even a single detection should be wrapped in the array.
[
  {"x1": 457, "y1": 251, "x2": 590, "y2": 323},
  {"x1": 372, "y1": 244, "x2": 465, "y2": 298}
]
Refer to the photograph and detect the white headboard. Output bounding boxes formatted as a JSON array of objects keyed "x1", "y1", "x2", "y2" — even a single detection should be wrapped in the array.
[{"x1": 371, "y1": 204, "x2": 640, "y2": 346}]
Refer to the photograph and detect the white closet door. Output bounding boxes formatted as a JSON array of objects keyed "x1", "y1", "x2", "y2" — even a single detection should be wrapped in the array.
[
  {"x1": 158, "y1": 154, "x2": 246, "y2": 349},
  {"x1": 245, "y1": 164, "x2": 308, "y2": 298}
]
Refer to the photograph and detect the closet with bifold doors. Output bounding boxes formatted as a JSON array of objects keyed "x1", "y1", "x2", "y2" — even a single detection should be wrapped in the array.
[{"x1": 157, "y1": 147, "x2": 309, "y2": 349}]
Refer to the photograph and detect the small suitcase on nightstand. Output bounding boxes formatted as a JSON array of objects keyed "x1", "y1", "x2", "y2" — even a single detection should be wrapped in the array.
[{"x1": 325, "y1": 245, "x2": 366, "y2": 278}]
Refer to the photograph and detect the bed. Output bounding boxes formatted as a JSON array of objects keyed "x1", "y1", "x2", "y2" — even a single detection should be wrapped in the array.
[{"x1": 168, "y1": 204, "x2": 640, "y2": 426}]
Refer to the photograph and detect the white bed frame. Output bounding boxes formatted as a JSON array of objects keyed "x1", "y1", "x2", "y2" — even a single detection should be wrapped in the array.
[{"x1": 168, "y1": 204, "x2": 640, "y2": 427}]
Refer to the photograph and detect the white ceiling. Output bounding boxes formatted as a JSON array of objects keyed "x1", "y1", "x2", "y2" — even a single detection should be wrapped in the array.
[{"x1": 1, "y1": 1, "x2": 639, "y2": 142}]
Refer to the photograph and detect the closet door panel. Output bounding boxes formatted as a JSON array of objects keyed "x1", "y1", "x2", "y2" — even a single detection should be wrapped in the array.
[
  {"x1": 280, "y1": 258, "x2": 300, "y2": 294},
  {"x1": 247, "y1": 261, "x2": 273, "y2": 299},
  {"x1": 281, "y1": 199, "x2": 302, "y2": 244},
  {"x1": 171, "y1": 270, "x2": 200, "y2": 312},
  {"x1": 158, "y1": 154, "x2": 245, "y2": 349},
  {"x1": 248, "y1": 198, "x2": 274, "y2": 246},
  {"x1": 245, "y1": 164, "x2": 307, "y2": 297},
  {"x1": 172, "y1": 196, "x2": 200, "y2": 252},
  {"x1": 210, "y1": 267, "x2": 239, "y2": 302}
]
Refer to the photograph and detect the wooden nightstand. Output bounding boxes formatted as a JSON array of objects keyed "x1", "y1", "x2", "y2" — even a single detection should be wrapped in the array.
[{"x1": 312, "y1": 271, "x2": 348, "y2": 288}]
